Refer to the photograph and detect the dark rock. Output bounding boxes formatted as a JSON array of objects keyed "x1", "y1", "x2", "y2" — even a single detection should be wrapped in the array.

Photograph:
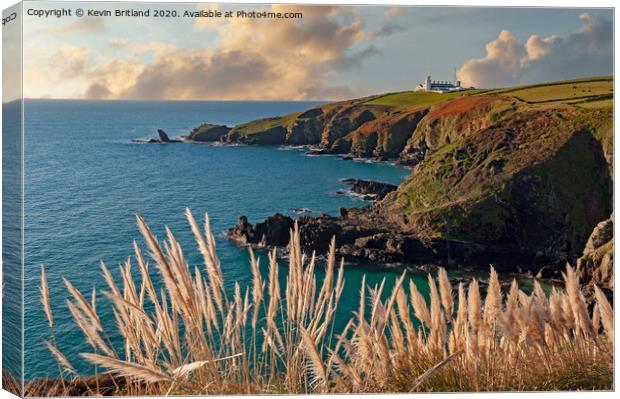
[
  {"x1": 187, "y1": 124, "x2": 231, "y2": 142},
  {"x1": 341, "y1": 178, "x2": 398, "y2": 201},
  {"x1": 298, "y1": 107, "x2": 323, "y2": 119},
  {"x1": 132, "y1": 129, "x2": 181, "y2": 144},
  {"x1": 158, "y1": 129, "x2": 172, "y2": 142},
  {"x1": 577, "y1": 215, "x2": 613, "y2": 304},
  {"x1": 305, "y1": 148, "x2": 330, "y2": 156},
  {"x1": 227, "y1": 213, "x2": 294, "y2": 247}
]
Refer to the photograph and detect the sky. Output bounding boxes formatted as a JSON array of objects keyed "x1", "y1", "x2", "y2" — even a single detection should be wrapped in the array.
[{"x1": 16, "y1": 2, "x2": 614, "y2": 101}]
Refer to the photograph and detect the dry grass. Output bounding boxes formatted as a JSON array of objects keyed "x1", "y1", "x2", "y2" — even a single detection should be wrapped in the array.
[{"x1": 31, "y1": 210, "x2": 613, "y2": 395}]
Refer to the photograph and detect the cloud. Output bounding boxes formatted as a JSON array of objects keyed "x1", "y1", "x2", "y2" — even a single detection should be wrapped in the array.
[
  {"x1": 48, "y1": 46, "x2": 91, "y2": 79},
  {"x1": 48, "y1": 17, "x2": 105, "y2": 34},
  {"x1": 84, "y1": 82, "x2": 112, "y2": 99},
  {"x1": 457, "y1": 13, "x2": 612, "y2": 88},
  {"x1": 384, "y1": 7, "x2": 404, "y2": 18},
  {"x1": 108, "y1": 38, "x2": 129, "y2": 48},
  {"x1": 372, "y1": 23, "x2": 405, "y2": 38},
  {"x1": 76, "y1": 5, "x2": 385, "y2": 100}
]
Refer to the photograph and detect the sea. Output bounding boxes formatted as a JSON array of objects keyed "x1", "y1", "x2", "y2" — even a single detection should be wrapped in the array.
[{"x1": 15, "y1": 99, "x2": 424, "y2": 378}]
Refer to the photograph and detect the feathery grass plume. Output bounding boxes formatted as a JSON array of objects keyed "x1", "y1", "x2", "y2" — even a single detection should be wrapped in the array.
[
  {"x1": 45, "y1": 342, "x2": 77, "y2": 376},
  {"x1": 467, "y1": 279, "x2": 481, "y2": 333},
  {"x1": 248, "y1": 248, "x2": 265, "y2": 330},
  {"x1": 593, "y1": 285, "x2": 613, "y2": 342},
  {"x1": 38, "y1": 211, "x2": 613, "y2": 395},
  {"x1": 64, "y1": 278, "x2": 103, "y2": 331},
  {"x1": 300, "y1": 328, "x2": 327, "y2": 388},
  {"x1": 564, "y1": 265, "x2": 594, "y2": 336},
  {"x1": 453, "y1": 282, "x2": 467, "y2": 343},
  {"x1": 40, "y1": 265, "x2": 53, "y2": 328},
  {"x1": 171, "y1": 353, "x2": 243, "y2": 379},
  {"x1": 427, "y1": 274, "x2": 445, "y2": 349},
  {"x1": 410, "y1": 351, "x2": 461, "y2": 391},
  {"x1": 437, "y1": 268, "x2": 453, "y2": 318},
  {"x1": 483, "y1": 267, "x2": 501, "y2": 327},
  {"x1": 409, "y1": 278, "x2": 431, "y2": 327},
  {"x1": 81, "y1": 353, "x2": 171, "y2": 383}
]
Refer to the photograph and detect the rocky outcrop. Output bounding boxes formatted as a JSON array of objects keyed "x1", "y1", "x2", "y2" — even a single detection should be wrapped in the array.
[
  {"x1": 225, "y1": 125, "x2": 288, "y2": 144},
  {"x1": 227, "y1": 207, "x2": 555, "y2": 271},
  {"x1": 341, "y1": 178, "x2": 397, "y2": 201},
  {"x1": 322, "y1": 108, "x2": 376, "y2": 145},
  {"x1": 227, "y1": 214, "x2": 294, "y2": 247},
  {"x1": 214, "y1": 101, "x2": 380, "y2": 151},
  {"x1": 187, "y1": 124, "x2": 231, "y2": 142},
  {"x1": 209, "y1": 80, "x2": 612, "y2": 274},
  {"x1": 381, "y1": 107, "x2": 613, "y2": 269},
  {"x1": 577, "y1": 215, "x2": 613, "y2": 303},
  {"x1": 226, "y1": 104, "x2": 612, "y2": 274},
  {"x1": 331, "y1": 108, "x2": 428, "y2": 159},
  {"x1": 132, "y1": 129, "x2": 181, "y2": 144},
  {"x1": 287, "y1": 115, "x2": 324, "y2": 145},
  {"x1": 400, "y1": 96, "x2": 509, "y2": 166}
]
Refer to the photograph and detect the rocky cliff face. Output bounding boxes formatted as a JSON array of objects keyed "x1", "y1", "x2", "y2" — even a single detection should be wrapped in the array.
[
  {"x1": 331, "y1": 108, "x2": 428, "y2": 159},
  {"x1": 186, "y1": 124, "x2": 231, "y2": 142},
  {"x1": 577, "y1": 215, "x2": 613, "y2": 303},
  {"x1": 213, "y1": 78, "x2": 613, "y2": 273},
  {"x1": 380, "y1": 107, "x2": 612, "y2": 270}
]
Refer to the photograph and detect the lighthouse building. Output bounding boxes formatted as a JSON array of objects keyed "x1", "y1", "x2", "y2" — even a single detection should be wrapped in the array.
[{"x1": 415, "y1": 75, "x2": 465, "y2": 93}]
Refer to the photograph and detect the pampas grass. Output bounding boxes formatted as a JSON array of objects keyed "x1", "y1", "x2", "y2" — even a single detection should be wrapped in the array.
[{"x1": 35, "y1": 210, "x2": 613, "y2": 395}]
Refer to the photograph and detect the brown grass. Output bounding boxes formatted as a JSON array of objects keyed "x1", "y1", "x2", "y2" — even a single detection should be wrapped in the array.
[{"x1": 30, "y1": 210, "x2": 613, "y2": 395}]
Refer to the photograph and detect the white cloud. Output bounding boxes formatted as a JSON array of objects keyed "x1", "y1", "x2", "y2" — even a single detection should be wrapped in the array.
[
  {"x1": 457, "y1": 13, "x2": 612, "y2": 88},
  {"x1": 75, "y1": 5, "x2": 393, "y2": 100}
]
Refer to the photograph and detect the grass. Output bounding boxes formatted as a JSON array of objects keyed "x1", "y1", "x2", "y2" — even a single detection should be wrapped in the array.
[
  {"x1": 577, "y1": 98, "x2": 614, "y2": 109},
  {"x1": 22, "y1": 210, "x2": 614, "y2": 396},
  {"x1": 362, "y1": 90, "x2": 474, "y2": 109},
  {"x1": 232, "y1": 112, "x2": 302, "y2": 136},
  {"x1": 489, "y1": 77, "x2": 613, "y2": 104}
]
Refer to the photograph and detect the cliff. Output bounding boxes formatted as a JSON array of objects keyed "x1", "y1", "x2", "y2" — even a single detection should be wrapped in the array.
[{"x1": 215, "y1": 76, "x2": 613, "y2": 274}]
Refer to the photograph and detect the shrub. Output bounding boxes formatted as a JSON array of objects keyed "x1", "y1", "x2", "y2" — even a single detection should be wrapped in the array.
[{"x1": 36, "y1": 210, "x2": 613, "y2": 395}]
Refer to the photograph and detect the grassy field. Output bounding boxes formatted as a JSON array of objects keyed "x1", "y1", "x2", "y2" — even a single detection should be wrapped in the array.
[
  {"x1": 232, "y1": 111, "x2": 302, "y2": 136},
  {"x1": 489, "y1": 77, "x2": 613, "y2": 104},
  {"x1": 224, "y1": 77, "x2": 612, "y2": 139},
  {"x1": 576, "y1": 98, "x2": 614, "y2": 109},
  {"x1": 362, "y1": 90, "x2": 475, "y2": 109}
]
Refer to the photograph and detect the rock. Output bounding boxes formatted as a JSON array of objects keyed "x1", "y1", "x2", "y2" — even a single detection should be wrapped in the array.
[
  {"x1": 577, "y1": 215, "x2": 613, "y2": 304},
  {"x1": 226, "y1": 207, "x2": 507, "y2": 268},
  {"x1": 298, "y1": 108, "x2": 323, "y2": 119},
  {"x1": 305, "y1": 148, "x2": 330, "y2": 156},
  {"x1": 341, "y1": 178, "x2": 398, "y2": 201},
  {"x1": 187, "y1": 124, "x2": 231, "y2": 142},
  {"x1": 158, "y1": 129, "x2": 172, "y2": 142},
  {"x1": 287, "y1": 117, "x2": 324, "y2": 145},
  {"x1": 381, "y1": 107, "x2": 613, "y2": 270},
  {"x1": 132, "y1": 129, "x2": 181, "y2": 143},
  {"x1": 227, "y1": 213, "x2": 294, "y2": 247},
  {"x1": 583, "y1": 217, "x2": 613, "y2": 253},
  {"x1": 332, "y1": 108, "x2": 428, "y2": 160}
]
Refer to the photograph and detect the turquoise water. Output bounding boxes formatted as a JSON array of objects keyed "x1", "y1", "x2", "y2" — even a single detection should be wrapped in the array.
[{"x1": 21, "y1": 99, "x2": 418, "y2": 378}]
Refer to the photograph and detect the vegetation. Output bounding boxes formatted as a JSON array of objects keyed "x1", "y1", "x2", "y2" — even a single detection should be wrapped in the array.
[
  {"x1": 362, "y1": 90, "x2": 474, "y2": 109},
  {"x1": 29, "y1": 210, "x2": 613, "y2": 395},
  {"x1": 485, "y1": 76, "x2": 613, "y2": 105},
  {"x1": 231, "y1": 112, "x2": 302, "y2": 137}
]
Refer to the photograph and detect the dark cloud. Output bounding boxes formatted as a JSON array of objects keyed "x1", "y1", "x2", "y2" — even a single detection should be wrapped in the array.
[{"x1": 84, "y1": 82, "x2": 112, "y2": 99}]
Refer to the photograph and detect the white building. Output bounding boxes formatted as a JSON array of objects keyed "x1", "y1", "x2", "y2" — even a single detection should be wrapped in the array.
[{"x1": 415, "y1": 75, "x2": 466, "y2": 93}]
